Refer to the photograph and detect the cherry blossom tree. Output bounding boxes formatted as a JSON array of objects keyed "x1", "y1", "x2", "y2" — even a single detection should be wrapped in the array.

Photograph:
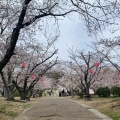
[
  {"x1": 0, "y1": 0, "x2": 119, "y2": 72},
  {"x1": 59, "y1": 63, "x2": 80, "y2": 96},
  {"x1": 91, "y1": 65, "x2": 120, "y2": 90},
  {"x1": 0, "y1": 36, "x2": 58, "y2": 100},
  {"x1": 13, "y1": 41, "x2": 58, "y2": 100},
  {"x1": 68, "y1": 48, "x2": 105, "y2": 100}
]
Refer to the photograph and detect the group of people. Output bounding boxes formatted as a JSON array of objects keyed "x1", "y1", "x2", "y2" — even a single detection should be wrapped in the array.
[
  {"x1": 59, "y1": 89, "x2": 71, "y2": 96},
  {"x1": 47, "y1": 89, "x2": 72, "y2": 97},
  {"x1": 48, "y1": 90, "x2": 54, "y2": 96}
]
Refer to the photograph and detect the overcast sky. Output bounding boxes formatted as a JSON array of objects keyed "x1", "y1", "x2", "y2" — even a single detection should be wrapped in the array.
[
  {"x1": 54, "y1": 12, "x2": 120, "y2": 61},
  {"x1": 55, "y1": 14, "x2": 93, "y2": 61}
]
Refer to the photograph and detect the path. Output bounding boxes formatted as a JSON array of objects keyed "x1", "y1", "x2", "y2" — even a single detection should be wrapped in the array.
[{"x1": 15, "y1": 97, "x2": 112, "y2": 120}]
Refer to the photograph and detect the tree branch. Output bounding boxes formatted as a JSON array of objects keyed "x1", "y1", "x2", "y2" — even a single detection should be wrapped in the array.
[{"x1": 0, "y1": 0, "x2": 31, "y2": 72}]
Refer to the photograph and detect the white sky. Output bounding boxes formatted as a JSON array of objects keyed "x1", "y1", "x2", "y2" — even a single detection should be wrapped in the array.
[
  {"x1": 55, "y1": 14, "x2": 94, "y2": 60},
  {"x1": 54, "y1": 13, "x2": 120, "y2": 61}
]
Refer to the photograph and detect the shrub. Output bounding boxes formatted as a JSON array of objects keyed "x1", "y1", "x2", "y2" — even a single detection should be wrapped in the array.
[
  {"x1": 42, "y1": 92, "x2": 47, "y2": 96},
  {"x1": 96, "y1": 87, "x2": 110, "y2": 97},
  {"x1": 77, "y1": 92, "x2": 83, "y2": 98},
  {"x1": 111, "y1": 86, "x2": 120, "y2": 97},
  {"x1": 14, "y1": 90, "x2": 20, "y2": 97}
]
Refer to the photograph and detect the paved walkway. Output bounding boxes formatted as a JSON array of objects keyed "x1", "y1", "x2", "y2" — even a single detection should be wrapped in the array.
[{"x1": 15, "y1": 97, "x2": 112, "y2": 120}]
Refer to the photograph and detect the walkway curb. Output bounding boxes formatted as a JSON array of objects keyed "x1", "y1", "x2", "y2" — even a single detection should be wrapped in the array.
[
  {"x1": 67, "y1": 98, "x2": 112, "y2": 120},
  {"x1": 14, "y1": 105, "x2": 32, "y2": 120}
]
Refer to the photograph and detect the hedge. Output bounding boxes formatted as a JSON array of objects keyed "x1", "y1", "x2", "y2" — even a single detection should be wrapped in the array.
[
  {"x1": 96, "y1": 87, "x2": 110, "y2": 97},
  {"x1": 111, "y1": 86, "x2": 120, "y2": 97}
]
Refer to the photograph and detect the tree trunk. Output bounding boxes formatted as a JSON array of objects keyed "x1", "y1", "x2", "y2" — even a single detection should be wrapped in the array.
[
  {"x1": 84, "y1": 84, "x2": 91, "y2": 101},
  {"x1": 12, "y1": 80, "x2": 30, "y2": 101},
  {"x1": 0, "y1": 1, "x2": 30, "y2": 72},
  {"x1": 3, "y1": 86, "x2": 14, "y2": 100},
  {"x1": 20, "y1": 92, "x2": 30, "y2": 101},
  {"x1": 1, "y1": 71, "x2": 14, "y2": 100}
]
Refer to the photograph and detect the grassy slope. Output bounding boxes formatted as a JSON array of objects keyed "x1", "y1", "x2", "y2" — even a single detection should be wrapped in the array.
[
  {"x1": 0, "y1": 97, "x2": 31, "y2": 120},
  {"x1": 71, "y1": 96, "x2": 120, "y2": 120}
]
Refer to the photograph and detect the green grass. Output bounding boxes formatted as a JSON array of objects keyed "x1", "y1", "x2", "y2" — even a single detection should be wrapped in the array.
[
  {"x1": 93, "y1": 97, "x2": 120, "y2": 120},
  {"x1": 100, "y1": 110, "x2": 120, "y2": 120},
  {"x1": 76, "y1": 96, "x2": 120, "y2": 120},
  {"x1": 18, "y1": 104, "x2": 30, "y2": 108},
  {"x1": 5, "y1": 111, "x2": 19, "y2": 117},
  {"x1": 0, "y1": 104, "x2": 12, "y2": 113},
  {"x1": 0, "y1": 103, "x2": 30, "y2": 118}
]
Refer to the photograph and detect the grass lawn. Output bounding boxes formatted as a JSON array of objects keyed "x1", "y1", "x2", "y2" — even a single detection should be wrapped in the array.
[
  {"x1": 71, "y1": 96, "x2": 120, "y2": 120},
  {"x1": 0, "y1": 97, "x2": 33, "y2": 120}
]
